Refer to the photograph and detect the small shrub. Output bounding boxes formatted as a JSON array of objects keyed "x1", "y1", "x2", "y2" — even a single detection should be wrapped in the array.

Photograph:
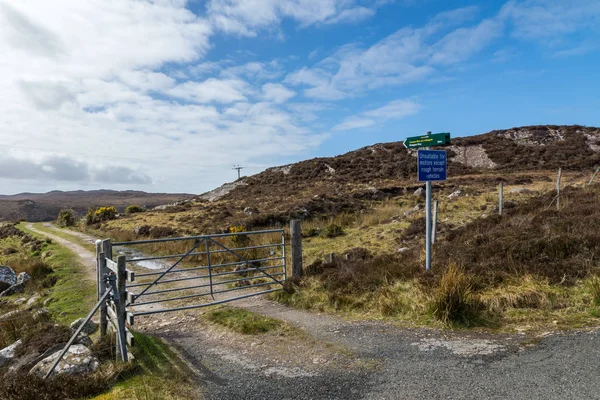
[
  {"x1": 56, "y1": 209, "x2": 76, "y2": 227},
  {"x1": 429, "y1": 264, "x2": 484, "y2": 326},
  {"x1": 320, "y1": 223, "x2": 344, "y2": 238},
  {"x1": 229, "y1": 225, "x2": 250, "y2": 247},
  {"x1": 125, "y1": 205, "x2": 146, "y2": 215},
  {"x1": 85, "y1": 206, "x2": 118, "y2": 225},
  {"x1": 304, "y1": 227, "x2": 321, "y2": 238}
]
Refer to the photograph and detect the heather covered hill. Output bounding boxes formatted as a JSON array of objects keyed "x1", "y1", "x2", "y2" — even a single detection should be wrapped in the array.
[{"x1": 0, "y1": 190, "x2": 195, "y2": 222}]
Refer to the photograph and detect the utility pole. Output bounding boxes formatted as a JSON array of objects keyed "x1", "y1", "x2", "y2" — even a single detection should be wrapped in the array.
[{"x1": 232, "y1": 165, "x2": 244, "y2": 180}]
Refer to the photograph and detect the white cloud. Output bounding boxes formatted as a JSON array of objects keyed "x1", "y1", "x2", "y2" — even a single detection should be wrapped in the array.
[
  {"x1": 262, "y1": 83, "x2": 296, "y2": 103},
  {"x1": 334, "y1": 99, "x2": 420, "y2": 131},
  {"x1": 0, "y1": 0, "x2": 326, "y2": 193},
  {"x1": 207, "y1": 0, "x2": 377, "y2": 36}
]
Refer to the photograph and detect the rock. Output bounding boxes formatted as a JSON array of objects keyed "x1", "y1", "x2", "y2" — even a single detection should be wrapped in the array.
[
  {"x1": 413, "y1": 187, "x2": 426, "y2": 198},
  {"x1": 448, "y1": 190, "x2": 462, "y2": 199},
  {"x1": 14, "y1": 297, "x2": 28, "y2": 305},
  {"x1": 0, "y1": 283, "x2": 24, "y2": 297},
  {"x1": 33, "y1": 308, "x2": 50, "y2": 322},
  {"x1": 0, "y1": 310, "x2": 22, "y2": 322},
  {"x1": 243, "y1": 207, "x2": 259, "y2": 215},
  {"x1": 510, "y1": 187, "x2": 537, "y2": 194},
  {"x1": 0, "y1": 266, "x2": 17, "y2": 286},
  {"x1": 0, "y1": 340, "x2": 22, "y2": 368},
  {"x1": 30, "y1": 344, "x2": 99, "y2": 377},
  {"x1": 17, "y1": 272, "x2": 31, "y2": 285},
  {"x1": 404, "y1": 204, "x2": 422, "y2": 216},
  {"x1": 397, "y1": 247, "x2": 410, "y2": 253},
  {"x1": 26, "y1": 295, "x2": 40, "y2": 309},
  {"x1": 134, "y1": 225, "x2": 151, "y2": 236},
  {"x1": 70, "y1": 318, "x2": 98, "y2": 335},
  {"x1": 75, "y1": 333, "x2": 93, "y2": 348}
]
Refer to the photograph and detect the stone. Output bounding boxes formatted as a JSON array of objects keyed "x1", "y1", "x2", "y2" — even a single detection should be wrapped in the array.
[
  {"x1": 0, "y1": 340, "x2": 22, "y2": 368},
  {"x1": 413, "y1": 187, "x2": 426, "y2": 198},
  {"x1": 404, "y1": 204, "x2": 422, "y2": 216},
  {"x1": 33, "y1": 308, "x2": 50, "y2": 322},
  {"x1": 30, "y1": 344, "x2": 99, "y2": 377},
  {"x1": 0, "y1": 266, "x2": 16, "y2": 286},
  {"x1": 397, "y1": 247, "x2": 410, "y2": 253},
  {"x1": 448, "y1": 190, "x2": 462, "y2": 199},
  {"x1": 26, "y1": 295, "x2": 40, "y2": 309},
  {"x1": 70, "y1": 318, "x2": 98, "y2": 335},
  {"x1": 0, "y1": 310, "x2": 21, "y2": 322},
  {"x1": 134, "y1": 225, "x2": 151, "y2": 236},
  {"x1": 510, "y1": 187, "x2": 537, "y2": 194},
  {"x1": 0, "y1": 283, "x2": 24, "y2": 297},
  {"x1": 14, "y1": 297, "x2": 28, "y2": 305},
  {"x1": 16, "y1": 272, "x2": 31, "y2": 286},
  {"x1": 75, "y1": 333, "x2": 93, "y2": 348},
  {"x1": 243, "y1": 207, "x2": 259, "y2": 215}
]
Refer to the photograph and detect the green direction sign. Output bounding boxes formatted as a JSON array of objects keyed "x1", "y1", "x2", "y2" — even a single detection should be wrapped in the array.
[{"x1": 403, "y1": 132, "x2": 451, "y2": 149}]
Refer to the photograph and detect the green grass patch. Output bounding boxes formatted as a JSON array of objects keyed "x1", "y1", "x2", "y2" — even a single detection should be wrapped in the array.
[
  {"x1": 17, "y1": 223, "x2": 95, "y2": 324},
  {"x1": 206, "y1": 307, "x2": 284, "y2": 334}
]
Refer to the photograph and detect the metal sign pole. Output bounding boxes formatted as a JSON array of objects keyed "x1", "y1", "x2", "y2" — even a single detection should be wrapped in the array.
[{"x1": 425, "y1": 180, "x2": 432, "y2": 271}]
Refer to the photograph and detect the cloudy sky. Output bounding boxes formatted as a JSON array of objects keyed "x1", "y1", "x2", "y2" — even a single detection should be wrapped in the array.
[{"x1": 0, "y1": 0, "x2": 599, "y2": 194}]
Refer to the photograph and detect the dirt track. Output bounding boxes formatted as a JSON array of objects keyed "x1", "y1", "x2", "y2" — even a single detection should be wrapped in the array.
[{"x1": 32, "y1": 224, "x2": 600, "y2": 400}]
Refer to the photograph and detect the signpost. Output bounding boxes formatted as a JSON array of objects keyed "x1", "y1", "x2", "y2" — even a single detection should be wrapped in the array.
[
  {"x1": 403, "y1": 132, "x2": 450, "y2": 149},
  {"x1": 405, "y1": 132, "x2": 450, "y2": 271}
]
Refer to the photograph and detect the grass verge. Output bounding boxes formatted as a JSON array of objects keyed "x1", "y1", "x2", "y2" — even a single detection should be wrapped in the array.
[{"x1": 206, "y1": 306, "x2": 284, "y2": 334}]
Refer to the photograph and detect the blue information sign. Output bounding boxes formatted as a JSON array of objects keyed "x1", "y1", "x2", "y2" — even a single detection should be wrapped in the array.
[{"x1": 418, "y1": 150, "x2": 447, "y2": 182}]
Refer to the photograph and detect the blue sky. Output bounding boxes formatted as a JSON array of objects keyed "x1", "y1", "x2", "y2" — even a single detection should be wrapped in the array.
[{"x1": 0, "y1": 0, "x2": 599, "y2": 194}]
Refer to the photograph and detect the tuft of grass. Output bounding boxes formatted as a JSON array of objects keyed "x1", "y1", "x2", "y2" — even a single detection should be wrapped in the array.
[
  {"x1": 429, "y1": 264, "x2": 486, "y2": 327},
  {"x1": 206, "y1": 307, "x2": 283, "y2": 334},
  {"x1": 320, "y1": 223, "x2": 345, "y2": 238},
  {"x1": 587, "y1": 276, "x2": 600, "y2": 306}
]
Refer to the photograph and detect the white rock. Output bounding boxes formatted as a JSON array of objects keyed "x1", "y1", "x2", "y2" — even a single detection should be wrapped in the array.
[
  {"x1": 510, "y1": 187, "x2": 537, "y2": 194},
  {"x1": 26, "y1": 295, "x2": 40, "y2": 309},
  {"x1": 30, "y1": 344, "x2": 99, "y2": 377},
  {"x1": 17, "y1": 272, "x2": 31, "y2": 285},
  {"x1": 0, "y1": 340, "x2": 22, "y2": 368},
  {"x1": 448, "y1": 190, "x2": 462, "y2": 199}
]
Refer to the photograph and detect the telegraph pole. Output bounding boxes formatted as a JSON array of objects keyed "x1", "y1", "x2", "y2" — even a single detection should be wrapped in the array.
[{"x1": 232, "y1": 165, "x2": 244, "y2": 180}]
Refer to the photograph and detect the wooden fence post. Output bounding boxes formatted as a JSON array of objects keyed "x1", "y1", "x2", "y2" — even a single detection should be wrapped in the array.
[
  {"x1": 556, "y1": 168, "x2": 562, "y2": 211},
  {"x1": 99, "y1": 240, "x2": 111, "y2": 337},
  {"x1": 290, "y1": 220, "x2": 303, "y2": 278},
  {"x1": 432, "y1": 200, "x2": 438, "y2": 244},
  {"x1": 588, "y1": 167, "x2": 600, "y2": 186},
  {"x1": 115, "y1": 255, "x2": 128, "y2": 361},
  {"x1": 499, "y1": 183, "x2": 504, "y2": 216}
]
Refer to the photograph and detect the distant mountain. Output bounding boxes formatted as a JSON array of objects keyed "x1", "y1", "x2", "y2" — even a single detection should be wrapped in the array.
[{"x1": 0, "y1": 190, "x2": 196, "y2": 222}]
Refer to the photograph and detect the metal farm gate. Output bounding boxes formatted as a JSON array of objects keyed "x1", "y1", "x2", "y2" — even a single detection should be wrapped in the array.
[{"x1": 93, "y1": 224, "x2": 303, "y2": 357}]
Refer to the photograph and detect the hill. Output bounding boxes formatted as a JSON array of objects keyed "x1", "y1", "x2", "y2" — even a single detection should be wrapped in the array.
[
  {"x1": 0, "y1": 190, "x2": 195, "y2": 222},
  {"x1": 116, "y1": 124, "x2": 600, "y2": 234}
]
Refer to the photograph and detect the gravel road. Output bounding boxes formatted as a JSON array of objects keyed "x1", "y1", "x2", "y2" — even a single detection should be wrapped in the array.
[{"x1": 32, "y1": 224, "x2": 600, "y2": 400}]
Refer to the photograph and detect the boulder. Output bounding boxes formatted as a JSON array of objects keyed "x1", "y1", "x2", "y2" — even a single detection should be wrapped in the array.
[
  {"x1": 0, "y1": 266, "x2": 16, "y2": 286},
  {"x1": 510, "y1": 187, "x2": 537, "y2": 194},
  {"x1": 243, "y1": 207, "x2": 259, "y2": 215},
  {"x1": 0, "y1": 340, "x2": 22, "y2": 368},
  {"x1": 448, "y1": 190, "x2": 462, "y2": 199},
  {"x1": 75, "y1": 333, "x2": 93, "y2": 348},
  {"x1": 70, "y1": 318, "x2": 98, "y2": 335},
  {"x1": 413, "y1": 188, "x2": 426, "y2": 198},
  {"x1": 29, "y1": 344, "x2": 99, "y2": 377},
  {"x1": 0, "y1": 283, "x2": 24, "y2": 297},
  {"x1": 17, "y1": 272, "x2": 31, "y2": 285}
]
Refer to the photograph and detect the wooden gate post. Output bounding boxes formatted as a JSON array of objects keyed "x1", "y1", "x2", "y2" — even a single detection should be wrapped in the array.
[
  {"x1": 98, "y1": 240, "x2": 112, "y2": 337},
  {"x1": 290, "y1": 220, "x2": 303, "y2": 278}
]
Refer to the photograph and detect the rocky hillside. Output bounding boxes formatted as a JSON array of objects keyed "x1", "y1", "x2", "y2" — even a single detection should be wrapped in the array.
[
  {"x1": 109, "y1": 125, "x2": 600, "y2": 236},
  {"x1": 0, "y1": 190, "x2": 195, "y2": 223}
]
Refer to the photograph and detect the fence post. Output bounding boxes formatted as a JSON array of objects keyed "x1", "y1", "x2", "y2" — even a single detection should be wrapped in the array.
[
  {"x1": 499, "y1": 182, "x2": 504, "y2": 216},
  {"x1": 588, "y1": 167, "x2": 600, "y2": 186},
  {"x1": 290, "y1": 220, "x2": 303, "y2": 278},
  {"x1": 432, "y1": 200, "x2": 438, "y2": 245},
  {"x1": 99, "y1": 240, "x2": 112, "y2": 337},
  {"x1": 556, "y1": 168, "x2": 562, "y2": 211},
  {"x1": 116, "y1": 255, "x2": 128, "y2": 360}
]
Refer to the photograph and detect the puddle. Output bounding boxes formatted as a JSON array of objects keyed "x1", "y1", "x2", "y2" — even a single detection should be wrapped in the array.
[{"x1": 114, "y1": 246, "x2": 166, "y2": 270}]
